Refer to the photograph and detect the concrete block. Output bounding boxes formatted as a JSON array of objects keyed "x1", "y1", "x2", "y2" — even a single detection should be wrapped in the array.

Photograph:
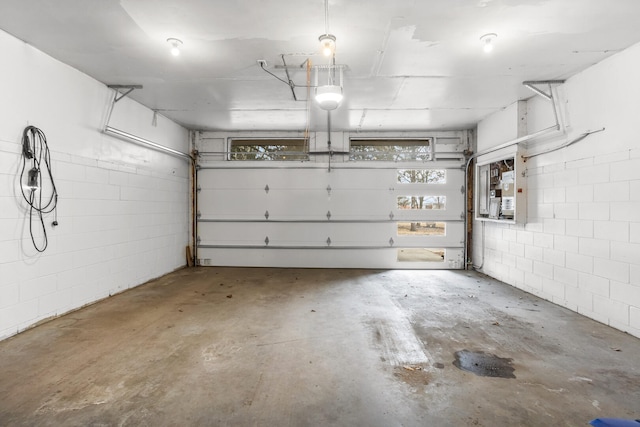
[
  {"x1": 594, "y1": 182, "x2": 630, "y2": 202},
  {"x1": 543, "y1": 219, "x2": 566, "y2": 235},
  {"x1": 516, "y1": 256, "x2": 534, "y2": 273},
  {"x1": 85, "y1": 167, "x2": 110, "y2": 184},
  {"x1": 610, "y1": 158, "x2": 640, "y2": 182},
  {"x1": 554, "y1": 266, "x2": 578, "y2": 286},
  {"x1": 566, "y1": 157, "x2": 594, "y2": 170},
  {"x1": 524, "y1": 271, "x2": 543, "y2": 291},
  {"x1": 610, "y1": 202, "x2": 640, "y2": 222},
  {"x1": 578, "y1": 164, "x2": 610, "y2": 185},
  {"x1": 525, "y1": 245, "x2": 544, "y2": 261},
  {"x1": 566, "y1": 220, "x2": 593, "y2": 238},
  {"x1": 594, "y1": 150, "x2": 630, "y2": 165},
  {"x1": 594, "y1": 258, "x2": 629, "y2": 284},
  {"x1": 543, "y1": 187, "x2": 566, "y2": 204},
  {"x1": 20, "y1": 275, "x2": 57, "y2": 302},
  {"x1": 534, "y1": 232, "x2": 555, "y2": 248},
  {"x1": 0, "y1": 283, "x2": 19, "y2": 309},
  {"x1": 578, "y1": 272, "x2": 610, "y2": 297},
  {"x1": 517, "y1": 230, "x2": 535, "y2": 245},
  {"x1": 579, "y1": 237, "x2": 610, "y2": 259},
  {"x1": 543, "y1": 248, "x2": 565, "y2": 267},
  {"x1": 554, "y1": 203, "x2": 579, "y2": 220},
  {"x1": 566, "y1": 185, "x2": 593, "y2": 203},
  {"x1": 534, "y1": 260, "x2": 554, "y2": 279},
  {"x1": 542, "y1": 278, "x2": 565, "y2": 299},
  {"x1": 632, "y1": 265, "x2": 640, "y2": 286},
  {"x1": 566, "y1": 253, "x2": 593, "y2": 274},
  {"x1": 509, "y1": 242, "x2": 525, "y2": 257},
  {"x1": 631, "y1": 181, "x2": 640, "y2": 201},
  {"x1": 554, "y1": 235, "x2": 579, "y2": 253},
  {"x1": 594, "y1": 221, "x2": 629, "y2": 242},
  {"x1": 578, "y1": 202, "x2": 610, "y2": 220},
  {"x1": 610, "y1": 281, "x2": 640, "y2": 304},
  {"x1": 593, "y1": 295, "x2": 629, "y2": 326},
  {"x1": 553, "y1": 169, "x2": 579, "y2": 187},
  {"x1": 611, "y1": 241, "x2": 640, "y2": 264},
  {"x1": 631, "y1": 306, "x2": 640, "y2": 330},
  {"x1": 565, "y1": 286, "x2": 593, "y2": 311}
]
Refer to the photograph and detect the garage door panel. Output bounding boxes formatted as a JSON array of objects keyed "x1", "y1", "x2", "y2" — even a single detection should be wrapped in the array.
[{"x1": 197, "y1": 158, "x2": 466, "y2": 268}]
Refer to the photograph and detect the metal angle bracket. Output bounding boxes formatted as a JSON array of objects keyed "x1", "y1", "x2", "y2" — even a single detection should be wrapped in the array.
[
  {"x1": 522, "y1": 80, "x2": 565, "y2": 101},
  {"x1": 107, "y1": 84, "x2": 143, "y2": 103}
]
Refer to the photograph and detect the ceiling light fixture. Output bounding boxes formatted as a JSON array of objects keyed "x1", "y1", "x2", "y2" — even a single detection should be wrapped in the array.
[
  {"x1": 480, "y1": 33, "x2": 497, "y2": 53},
  {"x1": 167, "y1": 38, "x2": 183, "y2": 56},
  {"x1": 315, "y1": 64, "x2": 344, "y2": 110},
  {"x1": 315, "y1": 85, "x2": 343, "y2": 110},
  {"x1": 319, "y1": 33, "x2": 336, "y2": 57}
]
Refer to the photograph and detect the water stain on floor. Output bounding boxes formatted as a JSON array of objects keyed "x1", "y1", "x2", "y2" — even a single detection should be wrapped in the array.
[{"x1": 453, "y1": 350, "x2": 515, "y2": 379}]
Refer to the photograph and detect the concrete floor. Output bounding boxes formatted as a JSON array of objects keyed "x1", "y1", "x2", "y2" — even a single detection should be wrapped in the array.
[{"x1": 0, "y1": 267, "x2": 639, "y2": 426}]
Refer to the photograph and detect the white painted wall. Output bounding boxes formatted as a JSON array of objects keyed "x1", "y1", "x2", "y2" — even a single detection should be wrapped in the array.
[
  {"x1": 0, "y1": 30, "x2": 190, "y2": 340},
  {"x1": 473, "y1": 41, "x2": 640, "y2": 338}
]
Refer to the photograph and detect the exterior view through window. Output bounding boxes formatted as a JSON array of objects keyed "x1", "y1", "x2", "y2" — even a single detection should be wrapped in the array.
[
  {"x1": 397, "y1": 169, "x2": 446, "y2": 184},
  {"x1": 229, "y1": 139, "x2": 308, "y2": 161},
  {"x1": 397, "y1": 196, "x2": 446, "y2": 210},
  {"x1": 350, "y1": 139, "x2": 431, "y2": 161},
  {"x1": 397, "y1": 221, "x2": 445, "y2": 236}
]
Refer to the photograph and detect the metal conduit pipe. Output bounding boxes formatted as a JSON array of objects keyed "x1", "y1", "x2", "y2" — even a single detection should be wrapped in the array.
[
  {"x1": 463, "y1": 124, "x2": 561, "y2": 270},
  {"x1": 103, "y1": 126, "x2": 193, "y2": 161}
]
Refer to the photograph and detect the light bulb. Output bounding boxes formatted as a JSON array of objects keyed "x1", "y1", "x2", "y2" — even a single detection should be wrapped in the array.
[
  {"x1": 319, "y1": 34, "x2": 336, "y2": 57},
  {"x1": 167, "y1": 38, "x2": 183, "y2": 57},
  {"x1": 480, "y1": 33, "x2": 497, "y2": 53}
]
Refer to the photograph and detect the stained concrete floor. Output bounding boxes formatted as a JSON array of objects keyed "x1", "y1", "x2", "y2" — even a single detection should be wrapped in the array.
[{"x1": 1, "y1": 267, "x2": 639, "y2": 426}]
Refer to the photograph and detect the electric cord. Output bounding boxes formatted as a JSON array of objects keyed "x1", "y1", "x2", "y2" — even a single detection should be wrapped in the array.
[{"x1": 20, "y1": 126, "x2": 59, "y2": 252}]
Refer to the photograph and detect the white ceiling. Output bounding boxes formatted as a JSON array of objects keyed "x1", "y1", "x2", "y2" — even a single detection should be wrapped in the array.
[{"x1": 2, "y1": 0, "x2": 640, "y2": 132}]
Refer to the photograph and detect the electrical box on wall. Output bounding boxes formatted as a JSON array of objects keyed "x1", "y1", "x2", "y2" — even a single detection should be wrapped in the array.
[{"x1": 475, "y1": 146, "x2": 526, "y2": 223}]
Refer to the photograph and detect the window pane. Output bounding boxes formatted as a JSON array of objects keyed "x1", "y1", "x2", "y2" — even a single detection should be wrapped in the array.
[
  {"x1": 229, "y1": 139, "x2": 308, "y2": 161},
  {"x1": 397, "y1": 248, "x2": 445, "y2": 262},
  {"x1": 350, "y1": 139, "x2": 431, "y2": 161},
  {"x1": 397, "y1": 196, "x2": 446, "y2": 210},
  {"x1": 397, "y1": 169, "x2": 446, "y2": 184},
  {"x1": 397, "y1": 222, "x2": 446, "y2": 236}
]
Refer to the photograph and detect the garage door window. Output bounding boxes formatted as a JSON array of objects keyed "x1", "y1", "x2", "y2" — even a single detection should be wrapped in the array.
[
  {"x1": 229, "y1": 139, "x2": 308, "y2": 161},
  {"x1": 350, "y1": 139, "x2": 431, "y2": 161},
  {"x1": 397, "y1": 196, "x2": 446, "y2": 210}
]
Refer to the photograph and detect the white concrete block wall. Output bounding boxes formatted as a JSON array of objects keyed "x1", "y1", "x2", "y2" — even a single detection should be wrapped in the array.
[
  {"x1": 0, "y1": 30, "x2": 190, "y2": 340},
  {"x1": 473, "y1": 41, "x2": 640, "y2": 338}
]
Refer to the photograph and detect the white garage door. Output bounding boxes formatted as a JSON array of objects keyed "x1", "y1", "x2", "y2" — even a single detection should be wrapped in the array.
[{"x1": 196, "y1": 135, "x2": 466, "y2": 269}]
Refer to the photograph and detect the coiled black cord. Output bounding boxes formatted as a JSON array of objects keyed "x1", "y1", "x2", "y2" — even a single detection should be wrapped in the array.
[{"x1": 20, "y1": 126, "x2": 59, "y2": 252}]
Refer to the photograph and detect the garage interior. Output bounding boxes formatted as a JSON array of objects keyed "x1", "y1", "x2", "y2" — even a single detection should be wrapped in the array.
[{"x1": 0, "y1": 1, "x2": 639, "y2": 425}]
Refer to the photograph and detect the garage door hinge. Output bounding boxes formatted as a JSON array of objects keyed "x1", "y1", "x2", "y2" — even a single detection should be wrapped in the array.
[
  {"x1": 265, "y1": 210, "x2": 270, "y2": 220},
  {"x1": 326, "y1": 185, "x2": 331, "y2": 196},
  {"x1": 265, "y1": 236, "x2": 270, "y2": 246},
  {"x1": 326, "y1": 210, "x2": 332, "y2": 220},
  {"x1": 460, "y1": 185, "x2": 465, "y2": 194},
  {"x1": 389, "y1": 211, "x2": 395, "y2": 220},
  {"x1": 197, "y1": 185, "x2": 202, "y2": 193},
  {"x1": 326, "y1": 237, "x2": 332, "y2": 246},
  {"x1": 264, "y1": 185, "x2": 269, "y2": 194},
  {"x1": 197, "y1": 211, "x2": 201, "y2": 219},
  {"x1": 460, "y1": 211, "x2": 465, "y2": 220},
  {"x1": 197, "y1": 236, "x2": 201, "y2": 244},
  {"x1": 389, "y1": 238, "x2": 394, "y2": 246}
]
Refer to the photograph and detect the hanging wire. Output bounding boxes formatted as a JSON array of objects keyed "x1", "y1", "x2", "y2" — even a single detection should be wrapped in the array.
[
  {"x1": 324, "y1": 0, "x2": 330, "y2": 34},
  {"x1": 20, "y1": 126, "x2": 59, "y2": 252}
]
